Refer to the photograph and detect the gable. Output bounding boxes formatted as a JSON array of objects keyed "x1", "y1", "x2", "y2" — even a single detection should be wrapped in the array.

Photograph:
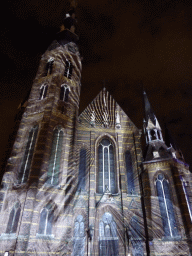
[{"x1": 78, "y1": 88, "x2": 138, "y2": 131}]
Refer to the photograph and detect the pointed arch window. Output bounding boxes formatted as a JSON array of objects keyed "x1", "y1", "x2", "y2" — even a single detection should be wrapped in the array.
[
  {"x1": 6, "y1": 202, "x2": 21, "y2": 234},
  {"x1": 98, "y1": 139, "x2": 116, "y2": 194},
  {"x1": 47, "y1": 127, "x2": 64, "y2": 186},
  {"x1": 99, "y1": 212, "x2": 118, "y2": 256},
  {"x1": 17, "y1": 125, "x2": 39, "y2": 184},
  {"x1": 39, "y1": 84, "x2": 48, "y2": 100},
  {"x1": 44, "y1": 57, "x2": 54, "y2": 76},
  {"x1": 125, "y1": 150, "x2": 135, "y2": 194},
  {"x1": 73, "y1": 215, "x2": 85, "y2": 256},
  {"x1": 156, "y1": 174, "x2": 178, "y2": 237},
  {"x1": 180, "y1": 176, "x2": 192, "y2": 222},
  {"x1": 60, "y1": 84, "x2": 70, "y2": 102},
  {"x1": 78, "y1": 148, "x2": 86, "y2": 191},
  {"x1": 64, "y1": 60, "x2": 73, "y2": 79},
  {"x1": 38, "y1": 204, "x2": 54, "y2": 235}
]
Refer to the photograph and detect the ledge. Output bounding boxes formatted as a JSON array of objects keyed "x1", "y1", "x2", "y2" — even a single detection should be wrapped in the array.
[
  {"x1": 0, "y1": 233, "x2": 17, "y2": 240},
  {"x1": 36, "y1": 233, "x2": 55, "y2": 240}
]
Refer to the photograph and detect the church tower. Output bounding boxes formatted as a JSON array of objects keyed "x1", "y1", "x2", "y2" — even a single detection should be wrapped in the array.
[
  {"x1": 0, "y1": 6, "x2": 82, "y2": 256},
  {"x1": 142, "y1": 91, "x2": 192, "y2": 255}
]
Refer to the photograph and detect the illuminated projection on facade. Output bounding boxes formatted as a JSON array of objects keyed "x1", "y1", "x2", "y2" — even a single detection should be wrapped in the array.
[{"x1": 0, "y1": 6, "x2": 192, "y2": 256}]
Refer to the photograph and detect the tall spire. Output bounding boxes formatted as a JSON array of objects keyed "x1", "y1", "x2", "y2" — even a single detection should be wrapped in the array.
[
  {"x1": 143, "y1": 90, "x2": 163, "y2": 144},
  {"x1": 143, "y1": 90, "x2": 156, "y2": 126}
]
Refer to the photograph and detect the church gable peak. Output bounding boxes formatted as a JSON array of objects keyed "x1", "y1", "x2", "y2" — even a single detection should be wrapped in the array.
[{"x1": 79, "y1": 88, "x2": 138, "y2": 131}]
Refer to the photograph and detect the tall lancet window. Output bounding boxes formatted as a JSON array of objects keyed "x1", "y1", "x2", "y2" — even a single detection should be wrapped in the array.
[
  {"x1": 99, "y1": 212, "x2": 118, "y2": 256},
  {"x1": 64, "y1": 60, "x2": 73, "y2": 79},
  {"x1": 44, "y1": 57, "x2": 54, "y2": 76},
  {"x1": 39, "y1": 84, "x2": 48, "y2": 100},
  {"x1": 73, "y1": 215, "x2": 85, "y2": 256},
  {"x1": 6, "y1": 202, "x2": 21, "y2": 234},
  {"x1": 47, "y1": 127, "x2": 63, "y2": 186},
  {"x1": 60, "y1": 84, "x2": 70, "y2": 102},
  {"x1": 180, "y1": 176, "x2": 192, "y2": 221},
  {"x1": 17, "y1": 125, "x2": 39, "y2": 184},
  {"x1": 38, "y1": 204, "x2": 54, "y2": 235},
  {"x1": 125, "y1": 151, "x2": 135, "y2": 194},
  {"x1": 98, "y1": 139, "x2": 116, "y2": 194},
  {"x1": 156, "y1": 174, "x2": 178, "y2": 237},
  {"x1": 78, "y1": 148, "x2": 86, "y2": 191}
]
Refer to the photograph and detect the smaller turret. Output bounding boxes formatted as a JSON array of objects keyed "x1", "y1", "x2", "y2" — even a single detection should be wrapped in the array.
[
  {"x1": 143, "y1": 91, "x2": 163, "y2": 144},
  {"x1": 143, "y1": 91, "x2": 171, "y2": 162}
]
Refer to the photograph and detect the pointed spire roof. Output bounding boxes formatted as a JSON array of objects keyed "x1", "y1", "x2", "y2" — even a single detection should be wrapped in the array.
[{"x1": 143, "y1": 90, "x2": 158, "y2": 126}]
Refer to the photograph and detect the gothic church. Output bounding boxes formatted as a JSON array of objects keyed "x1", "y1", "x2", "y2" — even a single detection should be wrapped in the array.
[{"x1": 0, "y1": 6, "x2": 192, "y2": 256}]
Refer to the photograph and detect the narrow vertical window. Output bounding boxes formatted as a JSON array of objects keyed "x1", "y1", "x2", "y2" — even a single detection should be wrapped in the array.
[
  {"x1": 73, "y1": 215, "x2": 85, "y2": 256},
  {"x1": 98, "y1": 139, "x2": 116, "y2": 194},
  {"x1": 44, "y1": 57, "x2": 54, "y2": 76},
  {"x1": 6, "y1": 202, "x2": 21, "y2": 234},
  {"x1": 39, "y1": 84, "x2": 48, "y2": 100},
  {"x1": 99, "y1": 212, "x2": 118, "y2": 256},
  {"x1": 78, "y1": 148, "x2": 86, "y2": 191},
  {"x1": 180, "y1": 176, "x2": 192, "y2": 222},
  {"x1": 64, "y1": 60, "x2": 73, "y2": 79},
  {"x1": 38, "y1": 204, "x2": 54, "y2": 235},
  {"x1": 125, "y1": 151, "x2": 135, "y2": 194},
  {"x1": 17, "y1": 125, "x2": 39, "y2": 184},
  {"x1": 47, "y1": 127, "x2": 63, "y2": 186},
  {"x1": 156, "y1": 174, "x2": 178, "y2": 237},
  {"x1": 60, "y1": 85, "x2": 70, "y2": 102}
]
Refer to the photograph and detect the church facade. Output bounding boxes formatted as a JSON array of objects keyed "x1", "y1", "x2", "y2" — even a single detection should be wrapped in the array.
[{"x1": 0, "y1": 8, "x2": 192, "y2": 256}]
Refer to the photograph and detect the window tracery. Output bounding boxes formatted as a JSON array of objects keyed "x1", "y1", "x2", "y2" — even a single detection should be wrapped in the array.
[
  {"x1": 64, "y1": 60, "x2": 73, "y2": 79},
  {"x1": 38, "y1": 204, "x2": 54, "y2": 235},
  {"x1": 73, "y1": 215, "x2": 85, "y2": 256},
  {"x1": 156, "y1": 173, "x2": 178, "y2": 237},
  {"x1": 99, "y1": 212, "x2": 118, "y2": 256},
  {"x1": 60, "y1": 84, "x2": 70, "y2": 102},
  {"x1": 47, "y1": 127, "x2": 63, "y2": 186},
  {"x1": 39, "y1": 84, "x2": 48, "y2": 100},
  {"x1": 98, "y1": 138, "x2": 116, "y2": 194},
  {"x1": 17, "y1": 125, "x2": 39, "y2": 184},
  {"x1": 6, "y1": 202, "x2": 21, "y2": 234}
]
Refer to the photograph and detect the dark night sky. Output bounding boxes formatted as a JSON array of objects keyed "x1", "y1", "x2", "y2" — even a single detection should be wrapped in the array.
[{"x1": 1, "y1": 0, "x2": 192, "y2": 172}]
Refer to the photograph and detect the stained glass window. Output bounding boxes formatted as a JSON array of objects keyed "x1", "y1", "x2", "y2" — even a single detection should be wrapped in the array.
[
  {"x1": 180, "y1": 176, "x2": 192, "y2": 221},
  {"x1": 78, "y1": 149, "x2": 86, "y2": 191},
  {"x1": 6, "y1": 202, "x2": 21, "y2": 234},
  {"x1": 99, "y1": 212, "x2": 118, "y2": 256},
  {"x1": 38, "y1": 204, "x2": 54, "y2": 235},
  {"x1": 17, "y1": 125, "x2": 39, "y2": 184},
  {"x1": 98, "y1": 139, "x2": 116, "y2": 194},
  {"x1": 47, "y1": 127, "x2": 63, "y2": 186},
  {"x1": 125, "y1": 151, "x2": 135, "y2": 194},
  {"x1": 156, "y1": 174, "x2": 178, "y2": 237},
  {"x1": 73, "y1": 215, "x2": 85, "y2": 256}
]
